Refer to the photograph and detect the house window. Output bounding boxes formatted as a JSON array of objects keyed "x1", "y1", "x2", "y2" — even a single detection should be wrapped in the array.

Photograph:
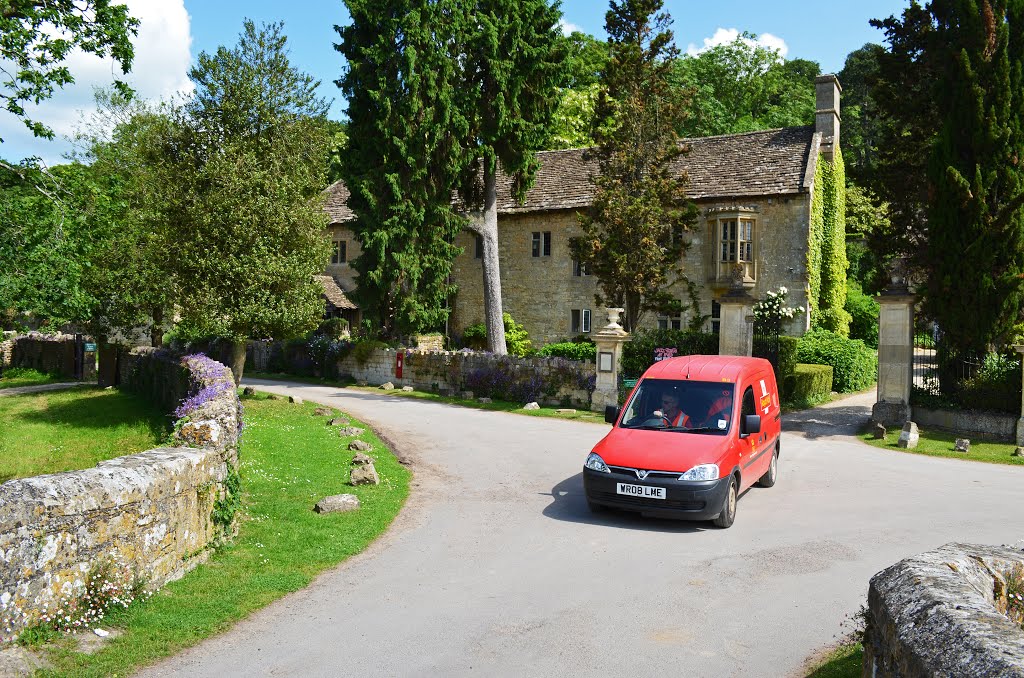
[
  {"x1": 573, "y1": 259, "x2": 590, "y2": 276},
  {"x1": 571, "y1": 309, "x2": 592, "y2": 334},
  {"x1": 474, "y1": 235, "x2": 483, "y2": 259},
  {"x1": 711, "y1": 300, "x2": 721, "y2": 335},
  {"x1": 710, "y1": 210, "x2": 757, "y2": 284},
  {"x1": 331, "y1": 240, "x2": 347, "y2": 265},
  {"x1": 532, "y1": 231, "x2": 551, "y2": 257},
  {"x1": 657, "y1": 315, "x2": 682, "y2": 330}
]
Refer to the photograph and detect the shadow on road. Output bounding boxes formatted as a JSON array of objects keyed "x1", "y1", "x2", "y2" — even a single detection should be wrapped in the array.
[
  {"x1": 541, "y1": 472, "x2": 711, "y2": 533},
  {"x1": 783, "y1": 404, "x2": 871, "y2": 440}
]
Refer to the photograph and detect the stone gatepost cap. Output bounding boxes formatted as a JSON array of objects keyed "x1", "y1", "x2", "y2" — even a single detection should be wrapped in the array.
[{"x1": 1014, "y1": 344, "x2": 1024, "y2": 355}]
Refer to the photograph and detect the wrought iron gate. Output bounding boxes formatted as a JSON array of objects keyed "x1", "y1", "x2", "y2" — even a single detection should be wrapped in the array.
[{"x1": 752, "y1": 316, "x2": 781, "y2": 375}]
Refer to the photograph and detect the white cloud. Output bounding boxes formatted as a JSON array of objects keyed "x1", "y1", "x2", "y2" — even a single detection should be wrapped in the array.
[
  {"x1": 559, "y1": 19, "x2": 581, "y2": 36},
  {"x1": 0, "y1": 0, "x2": 193, "y2": 164},
  {"x1": 686, "y1": 28, "x2": 789, "y2": 59}
]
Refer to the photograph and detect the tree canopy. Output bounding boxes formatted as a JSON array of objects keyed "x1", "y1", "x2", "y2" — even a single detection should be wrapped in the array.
[
  {"x1": 570, "y1": 0, "x2": 698, "y2": 332},
  {"x1": 1, "y1": 0, "x2": 138, "y2": 143},
  {"x1": 870, "y1": 0, "x2": 1024, "y2": 351}
]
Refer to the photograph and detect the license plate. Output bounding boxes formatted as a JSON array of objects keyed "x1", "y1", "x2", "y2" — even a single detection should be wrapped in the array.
[{"x1": 616, "y1": 483, "x2": 666, "y2": 500}]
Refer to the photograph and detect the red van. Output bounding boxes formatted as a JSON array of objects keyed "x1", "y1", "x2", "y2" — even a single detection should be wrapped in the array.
[{"x1": 583, "y1": 355, "x2": 781, "y2": 528}]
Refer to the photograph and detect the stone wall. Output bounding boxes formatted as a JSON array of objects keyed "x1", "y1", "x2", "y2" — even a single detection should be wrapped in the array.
[
  {"x1": 911, "y1": 406, "x2": 1017, "y2": 442},
  {"x1": 0, "y1": 351, "x2": 241, "y2": 640},
  {"x1": 7, "y1": 334, "x2": 95, "y2": 380},
  {"x1": 863, "y1": 542, "x2": 1024, "y2": 677},
  {"x1": 338, "y1": 347, "x2": 595, "y2": 408}
]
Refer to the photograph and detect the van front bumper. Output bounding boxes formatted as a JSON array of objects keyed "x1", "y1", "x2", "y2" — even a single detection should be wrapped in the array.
[{"x1": 583, "y1": 467, "x2": 731, "y2": 520}]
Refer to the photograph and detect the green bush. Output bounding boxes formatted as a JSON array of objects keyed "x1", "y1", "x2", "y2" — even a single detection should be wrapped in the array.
[
  {"x1": 536, "y1": 341, "x2": 597, "y2": 362},
  {"x1": 796, "y1": 328, "x2": 876, "y2": 392},
  {"x1": 784, "y1": 363, "x2": 834, "y2": 408},
  {"x1": 620, "y1": 328, "x2": 718, "y2": 379},
  {"x1": 315, "y1": 317, "x2": 350, "y2": 339},
  {"x1": 845, "y1": 280, "x2": 879, "y2": 348},
  {"x1": 351, "y1": 339, "x2": 387, "y2": 366},
  {"x1": 459, "y1": 313, "x2": 533, "y2": 357}
]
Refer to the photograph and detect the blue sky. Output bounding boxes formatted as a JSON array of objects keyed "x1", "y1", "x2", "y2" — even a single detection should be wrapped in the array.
[{"x1": 2, "y1": 0, "x2": 909, "y2": 164}]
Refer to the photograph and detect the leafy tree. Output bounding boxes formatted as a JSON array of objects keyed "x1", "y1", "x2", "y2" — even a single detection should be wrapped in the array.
[
  {"x1": 166, "y1": 21, "x2": 332, "y2": 382},
  {"x1": 335, "y1": 0, "x2": 468, "y2": 340},
  {"x1": 0, "y1": 0, "x2": 138, "y2": 143},
  {"x1": 457, "y1": 0, "x2": 564, "y2": 354},
  {"x1": 837, "y1": 43, "x2": 886, "y2": 180},
  {"x1": 870, "y1": 0, "x2": 1024, "y2": 353},
  {"x1": 672, "y1": 32, "x2": 819, "y2": 138},
  {"x1": 558, "y1": 31, "x2": 608, "y2": 88},
  {"x1": 548, "y1": 83, "x2": 599, "y2": 149},
  {"x1": 0, "y1": 162, "x2": 100, "y2": 328},
  {"x1": 570, "y1": 0, "x2": 697, "y2": 332}
]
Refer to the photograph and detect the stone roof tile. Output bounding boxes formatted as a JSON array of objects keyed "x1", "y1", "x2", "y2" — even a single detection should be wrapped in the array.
[{"x1": 324, "y1": 126, "x2": 815, "y2": 224}]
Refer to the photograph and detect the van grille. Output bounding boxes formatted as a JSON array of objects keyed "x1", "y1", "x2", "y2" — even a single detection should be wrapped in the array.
[
  {"x1": 608, "y1": 466, "x2": 680, "y2": 479},
  {"x1": 592, "y1": 491, "x2": 705, "y2": 511}
]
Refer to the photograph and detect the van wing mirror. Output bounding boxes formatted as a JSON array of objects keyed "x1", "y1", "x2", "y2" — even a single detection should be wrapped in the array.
[
  {"x1": 741, "y1": 414, "x2": 762, "y2": 437},
  {"x1": 605, "y1": 405, "x2": 620, "y2": 424}
]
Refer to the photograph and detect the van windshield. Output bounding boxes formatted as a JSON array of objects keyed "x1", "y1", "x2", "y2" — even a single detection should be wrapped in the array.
[{"x1": 620, "y1": 379, "x2": 735, "y2": 434}]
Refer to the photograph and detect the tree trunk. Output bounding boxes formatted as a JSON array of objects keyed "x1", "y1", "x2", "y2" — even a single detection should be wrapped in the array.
[
  {"x1": 151, "y1": 306, "x2": 164, "y2": 347},
  {"x1": 230, "y1": 339, "x2": 247, "y2": 386},
  {"x1": 480, "y1": 166, "x2": 508, "y2": 354},
  {"x1": 624, "y1": 292, "x2": 642, "y2": 334}
]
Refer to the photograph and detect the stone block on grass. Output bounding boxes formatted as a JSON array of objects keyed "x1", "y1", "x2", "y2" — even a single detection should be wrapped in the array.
[
  {"x1": 478, "y1": 397, "x2": 492, "y2": 404},
  {"x1": 242, "y1": 386, "x2": 255, "y2": 396},
  {"x1": 289, "y1": 395, "x2": 303, "y2": 405},
  {"x1": 327, "y1": 416, "x2": 349, "y2": 426},
  {"x1": 314, "y1": 494, "x2": 361, "y2": 514},
  {"x1": 523, "y1": 402, "x2": 540, "y2": 410},
  {"x1": 350, "y1": 464, "x2": 380, "y2": 486},
  {"x1": 349, "y1": 439, "x2": 373, "y2": 452},
  {"x1": 338, "y1": 426, "x2": 364, "y2": 437},
  {"x1": 380, "y1": 382, "x2": 395, "y2": 390},
  {"x1": 352, "y1": 452, "x2": 374, "y2": 466},
  {"x1": 402, "y1": 386, "x2": 414, "y2": 392},
  {"x1": 954, "y1": 438, "x2": 970, "y2": 453},
  {"x1": 873, "y1": 423, "x2": 886, "y2": 439},
  {"x1": 314, "y1": 406, "x2": 332, "y2": 416},
  {"x1": 897, "y1": 422, "x2": 920, "y2": 449}
]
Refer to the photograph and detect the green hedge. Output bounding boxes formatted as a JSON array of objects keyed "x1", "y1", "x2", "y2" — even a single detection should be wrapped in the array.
[
  {"x1": 620, "y1": 328, "x2": 718, "y2": 379},
  {"x1": 784, "y1": 363, "x2": 834, "y2": 407},
  {"x1": 844, "y1": 280, "x2": 879, "y2": 348},
  {"x1": 536, "y1": 341, "x2": 596, "y2": 362},
  {"x1": 796, "y1": 328, "x2": 876, "y2": 392},
  {"x1": 778, "y1": 335, "x2": 799, "y2": 379}
]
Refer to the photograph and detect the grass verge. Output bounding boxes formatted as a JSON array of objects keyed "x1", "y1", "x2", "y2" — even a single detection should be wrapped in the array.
[
  {"x1": 804, "y1": 642, "x2": 862, "y2": 677},
  {"x1": 246, "y1": 370, "x2": 606, "y2": 424},
  {"x1": 859, "y1": 426, "x2": 1022, "y2": 466},
  {"x1": 33, "y1": 392, "x2": 410, "y2": 677},
  {"x1": 0, "y1": 387, "x2": 168, "y2": 482},
  {"x1": 0, "y1": 367, "x2": 68, "y2": 390}
]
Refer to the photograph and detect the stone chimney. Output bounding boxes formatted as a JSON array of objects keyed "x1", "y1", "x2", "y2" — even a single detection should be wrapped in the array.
[{"x1": 815, "y1": 74, "x2": 841, "y2": 161}]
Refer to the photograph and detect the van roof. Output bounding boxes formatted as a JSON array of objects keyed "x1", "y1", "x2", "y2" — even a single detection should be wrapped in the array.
[{"x1": 642, "y1": 354, "x2": 773, "y2": 383}]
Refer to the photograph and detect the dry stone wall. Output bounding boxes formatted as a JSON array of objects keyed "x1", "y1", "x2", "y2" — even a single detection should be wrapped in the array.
[
  {"x1": 0, "y1": 350, "x2": 241, "y2": 641},
  {"x1": 7, "y1": 334, "x2": 95, "y2": 380},
  {"x1": 864, "y1": 542, "x2": 1024, "y2": 677},
  {"x1": 338, "y1": 347, "x2": 595, "y2": 408}
]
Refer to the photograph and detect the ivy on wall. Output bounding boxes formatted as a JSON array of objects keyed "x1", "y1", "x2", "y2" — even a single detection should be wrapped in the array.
[{"x1": 807, "y1": 148, "x2": 851, "y2": 335}]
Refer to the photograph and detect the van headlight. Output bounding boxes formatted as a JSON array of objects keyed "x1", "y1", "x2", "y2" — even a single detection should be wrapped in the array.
[
  {"x1": 585, "y1": 453, "x2": 610, "y2": 473},
  {"x1": 679, "y1": 464, "x2": 719, "y2": 481}
]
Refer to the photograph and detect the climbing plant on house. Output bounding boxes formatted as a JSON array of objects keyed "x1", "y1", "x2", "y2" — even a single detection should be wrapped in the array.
[{"x1": 808, "y1": 149, "x2": 851, "y2": 335}]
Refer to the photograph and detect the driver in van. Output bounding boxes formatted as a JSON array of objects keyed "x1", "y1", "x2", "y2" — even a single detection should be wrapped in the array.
[{"x1": 659, "y1": 390, "x2": 692, "y2": 428}]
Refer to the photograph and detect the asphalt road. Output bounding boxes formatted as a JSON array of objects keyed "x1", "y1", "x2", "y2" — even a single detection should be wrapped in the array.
[{"x1": 139, "y1": 381, "x2": 1024, "y2": 677}]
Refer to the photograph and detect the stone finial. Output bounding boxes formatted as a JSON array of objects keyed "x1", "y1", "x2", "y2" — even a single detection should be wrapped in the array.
[{"x1": 604, "y1": 307, "x2": 624, "y2": 329}]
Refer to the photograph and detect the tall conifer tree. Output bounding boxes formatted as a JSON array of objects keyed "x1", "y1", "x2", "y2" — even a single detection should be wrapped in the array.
[
  {"x1": 872, "y1": 0, "x2": 1024, "y2": 352},
  {"x1": 570, "y1": 0, "x2": 697, "y2": 332},
  {"x1": 336, "y1": 0, "x2": 469, "y2": 338},
  {"x1": 458, "y1": 0, "x2": 563, "y2": 354}
]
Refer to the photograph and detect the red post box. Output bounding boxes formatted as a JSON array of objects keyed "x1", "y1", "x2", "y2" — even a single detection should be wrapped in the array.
[{"x1": 395, "y1": 351, "x2": 404, "y2": 379}]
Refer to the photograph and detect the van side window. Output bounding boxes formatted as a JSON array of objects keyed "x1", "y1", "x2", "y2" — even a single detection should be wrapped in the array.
[{"x1": 741, "y1": 386, "x2": 755, "y2": 418}]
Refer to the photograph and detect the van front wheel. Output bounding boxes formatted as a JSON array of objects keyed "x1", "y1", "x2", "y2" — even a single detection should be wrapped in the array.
[{"x1": 713, "y1": 477, "x2": 737, "y2": 528}]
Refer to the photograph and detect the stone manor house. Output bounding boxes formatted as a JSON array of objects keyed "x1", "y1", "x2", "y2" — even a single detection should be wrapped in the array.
[{"x1": 320, "y1": 75, "x2": 842, "y2": 345}]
